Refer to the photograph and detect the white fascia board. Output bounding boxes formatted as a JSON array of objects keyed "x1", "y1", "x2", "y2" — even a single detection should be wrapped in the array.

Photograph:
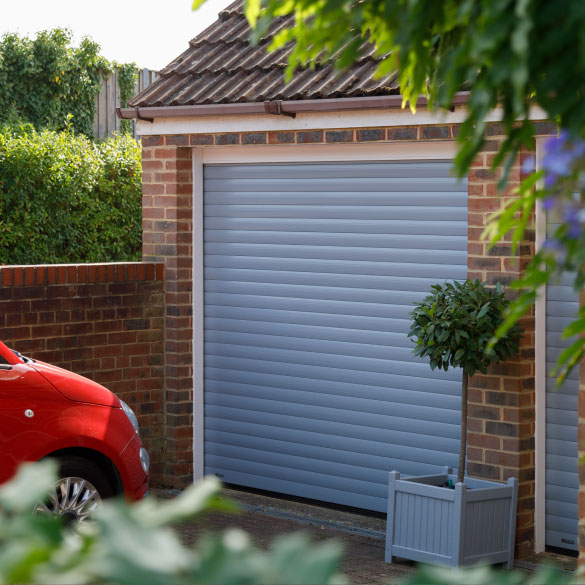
[{"x1": 136, "y1": 105, "x2": 548, "y2": 137}]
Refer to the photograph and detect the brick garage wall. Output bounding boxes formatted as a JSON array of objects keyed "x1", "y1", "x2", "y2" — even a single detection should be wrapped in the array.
[
  {"x1": 465, "y1": 122, "x2": 557, "y2": 556},
  {"x1": 0, "y1": 262, "x2": 166, "y2": 486},
  {"x1": 141, "y1": 121, "x2": 554, "y2": 555},
  {"x1": 142, "y1": 139, "x2": 194, "y2": 487}
]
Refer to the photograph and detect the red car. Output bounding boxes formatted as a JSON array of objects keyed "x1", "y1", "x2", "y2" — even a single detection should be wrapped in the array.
[{"x1": 0, "y1": 340, "x2": 149, "y2": 522}]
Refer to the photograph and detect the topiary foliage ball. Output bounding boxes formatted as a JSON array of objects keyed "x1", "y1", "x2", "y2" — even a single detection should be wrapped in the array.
[{"x1": 408, "y1": 279, "x2": 522, "y2": 377}]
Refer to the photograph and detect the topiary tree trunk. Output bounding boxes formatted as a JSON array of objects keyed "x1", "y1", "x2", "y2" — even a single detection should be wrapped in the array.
[
  {"x1": 409, "y1": 280, "x2": 522, "y2": 485},
  {"x1": 458, "y1": 372, "x2": 468, "y2": 484}
]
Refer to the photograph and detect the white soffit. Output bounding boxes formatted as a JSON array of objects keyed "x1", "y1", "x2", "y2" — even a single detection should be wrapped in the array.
[{"x1": 136, "y1": 105, "x2": 548, "y2": 136}]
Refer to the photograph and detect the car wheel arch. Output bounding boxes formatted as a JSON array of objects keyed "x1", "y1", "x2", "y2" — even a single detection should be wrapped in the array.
[{"x1": 42, "y1": 447, "x2": 123, "y2": 497}]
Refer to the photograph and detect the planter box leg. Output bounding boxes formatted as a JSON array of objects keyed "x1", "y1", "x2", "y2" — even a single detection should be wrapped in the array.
[
  {"x1": 452, "y1": 482, "x2": 465, "y2": 567},
  {"x1": 507, "y1": 477, "x2": 518, "y2": 569},
  {"x1": 385, "y1": 471, "x2": 400, "y2": 564}
]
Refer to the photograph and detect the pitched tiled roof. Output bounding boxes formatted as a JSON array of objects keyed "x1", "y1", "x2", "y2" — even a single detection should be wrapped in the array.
[{"x1": 128, "y1": 0, "x2": 398, "y2": 108}]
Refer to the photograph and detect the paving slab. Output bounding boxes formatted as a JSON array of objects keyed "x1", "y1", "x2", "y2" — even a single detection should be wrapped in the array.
[
  {"x1": 153, "y1": 486, "x2": 577, "y2": 584},
  {"x1": 155, "y1": 486, "x2": 414, "y2": 584}
]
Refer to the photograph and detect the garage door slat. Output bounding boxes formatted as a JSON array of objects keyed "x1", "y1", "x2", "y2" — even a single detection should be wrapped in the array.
[
  {"x1": 205, "y1": 267, "x2": 462, "y2": 292},
  {"x1": 205, "y1": 229, "x2": 467, "y2": 250},
  {"x1": 206, "y1": 295, "x2": 417, "y2": 320},
  {"x1": 545, "y1": 393, "x2": 577, "y2": 410},
  {"x1": 205, "y1": 306, "x2": 413, "y2": 332},
  {"x1": 206, "y1": 192, "x2": 467, "y2": 206},
  {"x1": 545, "y1": 500, "x2": 578, "y2": 520},
  {"x1": 546, "y1": 423, "x2": 579, "y2": 443},
  {"x1": 206, "y1": 319, "x2": 413, "y2": 348},
  {"x1": 205, "y1": 281, "x2": 428, "y2": 304},
  {"x1": 206, "y1": 329, "x2": 414, "y2": 355},
  {"x1": 205, "y1": 243, "x2": 466, "y2": 264},
  {"x1": 205, "y1": 255, "x2": 465, "y2": 280},
  {"x1": 204, "y1": 176, "x2": 463, "y2": 192},
  {"x1": 205, "y1": 217, "x2": 467, "y2": 236},
  {"x1": 205, "y1": 204, "x2": 467, "y2": 221},
  {"x1": 545, "y1": 531, "x2": 579, "y2": 550},
  {"x1": 204, "y1": 162, "x2": 458, "y2": 180}
]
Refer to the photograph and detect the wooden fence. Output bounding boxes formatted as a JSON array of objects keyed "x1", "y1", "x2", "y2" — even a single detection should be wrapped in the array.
[{"x1": 93, "y1": 68, "x2": 159, "y2": 139}]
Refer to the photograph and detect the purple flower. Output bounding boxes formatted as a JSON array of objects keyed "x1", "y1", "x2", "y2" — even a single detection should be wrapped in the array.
[
  {"x1": 522, "y1": 157, "x2": 536, "y2": 174},
  {"x1": 543, "y1": 149, "x2": 575, "y2": 176},
  {"x1": 542, "y1": 238, "x2": 564, "y2": 251},
  {"x1": 542, "y1": 196, "x2": 557, "y2": 210},
  {"x1": 542, "y1": 132, "x2": 585, "y2": 179},
  {"x1": 544, "y1": 173, "x2": 558, "y2": 188},
  {"x1": 563, "y1": 205, "x2": 582, "y2": 238}
]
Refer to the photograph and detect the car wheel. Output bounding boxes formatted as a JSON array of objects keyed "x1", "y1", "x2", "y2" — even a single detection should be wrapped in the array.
[{"x1": 35, "y1": 456, "x2": 115, "y2": 524}]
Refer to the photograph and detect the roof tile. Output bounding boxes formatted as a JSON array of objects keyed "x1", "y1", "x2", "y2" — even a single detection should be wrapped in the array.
[{"x1": 129, "y1": 0, "x2": 397, "y2": 107}]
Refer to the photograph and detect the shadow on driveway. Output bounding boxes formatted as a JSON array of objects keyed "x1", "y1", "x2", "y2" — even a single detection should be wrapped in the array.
[{"x1": 155, "y1": 486, "x2": 415, "y2": 585}]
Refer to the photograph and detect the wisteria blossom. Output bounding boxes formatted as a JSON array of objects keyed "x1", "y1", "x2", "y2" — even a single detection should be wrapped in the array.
[{"x1": 538, "y1": 131, "x2": 585, "y2": 244}]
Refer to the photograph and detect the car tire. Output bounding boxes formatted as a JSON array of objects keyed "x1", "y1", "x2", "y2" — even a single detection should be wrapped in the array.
[{"x1": 36, "y1": 455, "x2": 115, "y2": 523}]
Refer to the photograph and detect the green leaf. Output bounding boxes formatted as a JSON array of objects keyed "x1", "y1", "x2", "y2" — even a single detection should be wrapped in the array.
[
  {"x1": 135, "y1": 476, "x2": 237, "y2": 528},
  {"x1": 0, "y1": 460, "x2": 57, "y2": 514},
  {"x1": 244, "y1": 0, "x2": 261, "y2": 29},
  {"x1": 476, "y1": 302, "x2": 491, "y2": 320}
]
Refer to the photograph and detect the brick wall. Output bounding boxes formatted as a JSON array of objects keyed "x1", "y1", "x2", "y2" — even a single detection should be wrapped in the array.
[
  {"x1": 142, "y1": 139, "x2": 194, "y2": 487},
  {"x1": 465, "y1": 134, "x2": 536, "y2": 557},
  {"x1": 0, "y1": 262, "x2": 166, "y2": 485},
  {"x1": 141, "y1": 121, "x2": 555, "y2": 555},
  {"x1": 155, "y1": 125, "x2": 458, "y2": 148},
  {"x1": 465, "y1": 122, "x2": 557, "y2": 556}
]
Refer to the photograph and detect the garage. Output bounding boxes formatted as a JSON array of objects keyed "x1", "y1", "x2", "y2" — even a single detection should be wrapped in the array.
[
  {"x1": 201, "y1": 157, "x2": 468, "y2": 512},
  {"x1": 122, "y1": 0, "x2": 562, "y2": 557}
]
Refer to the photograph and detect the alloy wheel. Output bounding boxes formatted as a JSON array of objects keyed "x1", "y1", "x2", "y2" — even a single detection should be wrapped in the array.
[{"x1": 35, "y1": 476, "x2": 102, "y2": 524}]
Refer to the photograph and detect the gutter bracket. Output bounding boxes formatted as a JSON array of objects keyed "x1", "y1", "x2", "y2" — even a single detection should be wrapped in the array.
[
  {"x1": 135, "y1": 107, "x2": 154, "y2": 123},
  {"x1": 264, "y1": 100, "x2": 296, "y2": 119}
]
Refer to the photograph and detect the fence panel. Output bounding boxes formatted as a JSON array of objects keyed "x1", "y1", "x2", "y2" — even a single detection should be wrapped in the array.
[{"x1": 93, "y1": 68, "x2": 158, "y2": 139}]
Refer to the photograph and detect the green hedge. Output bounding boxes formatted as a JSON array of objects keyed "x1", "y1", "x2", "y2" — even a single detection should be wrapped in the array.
[
  {"x1": 0, "y1": 125, "x2": 142, "y2": 264},
  {"x1": 0, "y1": 29, "x2": 110, "y2": 137}
]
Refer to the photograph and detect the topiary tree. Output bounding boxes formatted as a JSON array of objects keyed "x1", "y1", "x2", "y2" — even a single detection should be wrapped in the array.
[{"x1": 408, "y1": 279, "x2": 522, "y2": 484}]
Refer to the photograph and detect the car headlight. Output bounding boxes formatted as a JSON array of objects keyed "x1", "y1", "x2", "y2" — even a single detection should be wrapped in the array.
[
  {"x1": 139, "y1": 447, "x2": 150, "y2": 473},
  {"x1": 120, "y1": 400, "x2": 139, "y2": 434}
]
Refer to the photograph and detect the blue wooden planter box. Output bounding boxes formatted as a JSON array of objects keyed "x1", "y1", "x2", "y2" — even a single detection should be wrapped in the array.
[{"x1": 385, "y1": 469, "x2": 518, "y2": 568}]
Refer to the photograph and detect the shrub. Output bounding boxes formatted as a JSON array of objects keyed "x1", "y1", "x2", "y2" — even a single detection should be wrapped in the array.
[
  {"x1": 0, "y1": 462, "x2": 345, "y2": 585},
  {"x1": 0, "y1": 125, "x2": 142, "y2": 264}
]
